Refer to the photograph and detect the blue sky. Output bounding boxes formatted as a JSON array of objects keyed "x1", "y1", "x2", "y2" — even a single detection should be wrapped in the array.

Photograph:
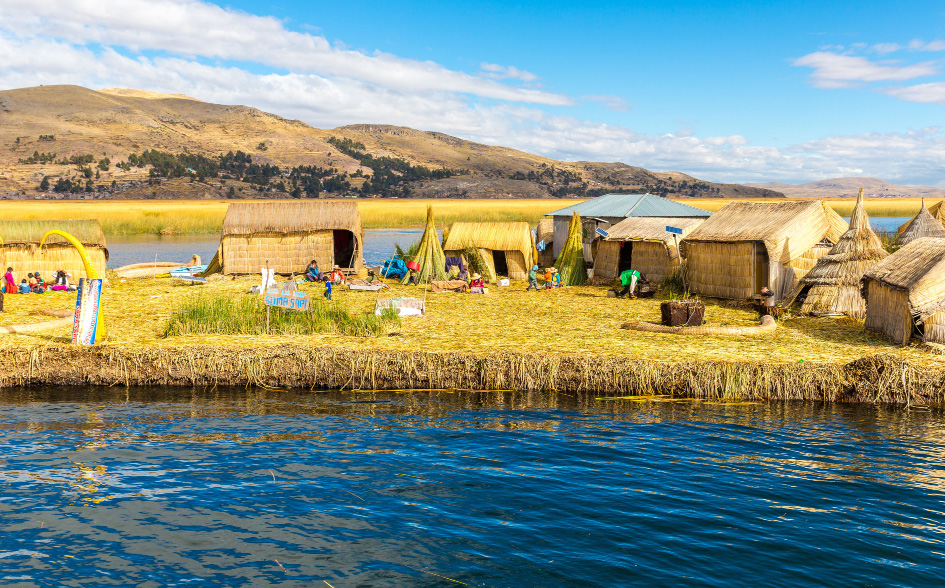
[{"x1": 2, "y1": 0, "x2": 945, "y2": 184}]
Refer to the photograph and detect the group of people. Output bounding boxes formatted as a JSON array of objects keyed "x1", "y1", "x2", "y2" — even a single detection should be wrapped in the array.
[
  {"x1": 526, "y1": 265, "x2": 562, "y2": 291},
  {"x1": 3, "y1": 268, "x2": 72, "y2": 294},
  {"x1": 304, "y1": 260, "x2": 346, "y2": 284}
]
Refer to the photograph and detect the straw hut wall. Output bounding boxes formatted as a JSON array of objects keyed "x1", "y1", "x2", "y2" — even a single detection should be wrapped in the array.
[
  {"x1": 795, "y1": 189, "x2": 889, "y2": 318},
  {"x1": 897, "y1": 200, "x2": 945, "y2": 236},
  {"x1": 898, "y1": 199, "x2": 945, "y2": 246},
  {"x1": 443, "y1": 221, "x2": 537, "y2": 282},
  {"x1": 595, "y1": 217, "x2": 704, "y2": 283},
  {"x1": 861, "y1": 237, "x2": 945, "y2": 344},
  {"x1": 0, "y1": 220, "x2": 108, "y2": 283},
  {"x1": 213, "y1": 201, "x2": 363, "y2": 275},
  {"x1": 682, "y1": 201, "x2": 847, "y2": 302}
]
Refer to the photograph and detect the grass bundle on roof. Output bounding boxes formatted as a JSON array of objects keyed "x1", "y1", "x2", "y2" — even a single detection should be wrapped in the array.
[
  {"x1": 401, "y1": 205, "x2": 446, "y2": 284},
  {"x1": 554, "y1": 211, "x2": 587, "y2": 285},
  {"x1": 163, "y1": 293, "x2": 399, "y2": 337}
]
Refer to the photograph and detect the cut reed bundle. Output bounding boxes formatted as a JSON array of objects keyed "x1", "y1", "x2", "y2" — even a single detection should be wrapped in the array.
[
  {"x1": 401, "y1": 205, "x2": 446, "y2": 284},
  {"x1": 554, "y1": 211, "x2": 587, "y2": 285},
  {"x1": 796, "y1": 188, "x2": 889, "y2": 318}
]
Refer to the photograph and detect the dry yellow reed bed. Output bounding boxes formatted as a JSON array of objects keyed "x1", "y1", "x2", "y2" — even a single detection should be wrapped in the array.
[{"x1": 1, "y1": 273, "x2": 943, "y2": 371}]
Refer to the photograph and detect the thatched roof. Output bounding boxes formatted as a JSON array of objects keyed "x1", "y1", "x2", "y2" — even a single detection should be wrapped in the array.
[
  {"x1": 221, "y1": 201, "x2": 362, "y2": 237},
  {"x1": 604, "y1": 216, "x2": 704, "y2": 245},
  {"x1": 800, "y1": 189, "x2": 888, "y2": 287},
  {"x1": 899, "y1": 199, "x2": 945, "y2": 245},
  {"x1": 897, "y1": 200, "x2": 945, "y2": 236},
  {"x1": 0, "y1": 219, "x2": 107, "y2": 248},
  {"x1": 861, "y1": 237, "x2": 945, "y2": 321},
  {"x1": 443, "y1": 221, "x2": 537, "y2": 261},
  {"x1": 683, "y1": 200, "x2": 847, "y2": 263}
]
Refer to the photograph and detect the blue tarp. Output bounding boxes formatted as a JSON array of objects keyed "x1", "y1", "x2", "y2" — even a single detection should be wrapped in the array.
[{"x1": 382, "y1": 257, "x2": 408, "y2": 279}]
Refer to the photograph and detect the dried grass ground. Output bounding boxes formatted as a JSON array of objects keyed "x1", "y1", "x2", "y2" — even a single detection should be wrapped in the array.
[{"x1": 2, "y1": 274, "x2": 942, "y2": 370}]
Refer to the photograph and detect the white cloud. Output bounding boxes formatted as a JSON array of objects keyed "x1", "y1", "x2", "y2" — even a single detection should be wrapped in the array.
[
  {"x1": 479, "y1": 63, "x2": 539, "y2": 82},
  {"x1": 793, "y1": 51, "x2": 938, "y2": 88},
  {"x1": 582, "y1": 94, "x2": 630, "y2": 112},
  {"x1": 881, "y1": 82, "x2": 945, "y2": 104},
  {"x1": 908, "y1": 39, "x2": 945, "y2": 52},
  {"x1": 871, "y1": 43, "x2": 902, "y2": 55}
]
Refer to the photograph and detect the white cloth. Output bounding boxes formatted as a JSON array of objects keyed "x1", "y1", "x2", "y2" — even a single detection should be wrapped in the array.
[
  {"x1": 629, "y1": 274, "x2": 638, "y2": 292},
  {"x1": 260, "y1": 268, "x2": 275, "y2": 290}
]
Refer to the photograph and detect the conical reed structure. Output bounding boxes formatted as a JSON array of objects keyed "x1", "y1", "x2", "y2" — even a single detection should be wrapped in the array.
[
  {"x1": 402, "y1": 205, "x2": 446, "y2": 285},
  {"x1": 900, "y1": 198, "x2": 945, "y2": 246},
  {"x1": 797, "y1": 188, "x2": 888, "y2": 317},
  {"x1": 897, "y1": 199, "x2": 945, "y2": 236},
  {"x1": 554, "y1": 211, "x2": 587, "y2": 286}
]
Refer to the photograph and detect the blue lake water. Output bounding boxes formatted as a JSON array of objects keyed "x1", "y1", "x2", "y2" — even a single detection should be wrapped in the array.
[
  {"x1": 106, "y1": 229, "x2": 427, "y2": 269},
  {"x1": 105, "y1": 219, "x2": 910, "y2": 270},
  {"x1": 2, "y1": 388, "x2": 944, "y2": 586}
]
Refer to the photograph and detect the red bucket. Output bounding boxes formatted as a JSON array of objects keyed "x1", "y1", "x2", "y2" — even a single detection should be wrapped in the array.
[{"x1": 406, "y1": 261, "x2": 420, "y2": 271}]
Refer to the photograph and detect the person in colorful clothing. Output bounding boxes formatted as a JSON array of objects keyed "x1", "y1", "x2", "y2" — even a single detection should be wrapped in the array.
[
  {"x1": 553, "y1": 268, "x2": 562, "y2": 288},
  {"x1": 3, "y1": 267, "x2": 15, "y2": 294},
  {"x1": 544, "y1": 267, "x2": 555, "y2": 290},
  {"x1": 526, "y1": 265, "x2": 539, "y2": 291},
  {"x1": 616, "y1": 269, "x2": 643, "y2": 299}
]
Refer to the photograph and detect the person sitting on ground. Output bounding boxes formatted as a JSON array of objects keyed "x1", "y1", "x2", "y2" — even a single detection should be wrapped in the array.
[
  {"x1": 27, "y1": 273, "x2": 37, "y2": 290},
  {"x1": 330, "y1": 265, "x2": 345, "y2": 284},
  {"x1": 50, "y1": 270, "x2": 69, "y2": 291},
  {"x1": 544, "y1": 267, "x2": 554, "y2": 290},
  {"x1": 34, "y1": 272, "x2": 46, "y2": 289},
  {"x1": 526, "y1": 265, "x2": 539, "y2": 291},
  {"x1": 18, "y1": 279, "x2": 30, "y2": 294},
  {"x1": 305, "y1": 260, "x2": 321, "y2": 282},
  {"x1": 4, "y1": 267, "x2": 15, "y2": 294},
  {"x1": 616, "y1": 268, "x2": 644, "y2": 299},
  {"x1": 406, "y1": 269, "x2": 418, "y2": 286},
  {"x1": 469, "y1": 273, "x2": 485, "y2": 294}
]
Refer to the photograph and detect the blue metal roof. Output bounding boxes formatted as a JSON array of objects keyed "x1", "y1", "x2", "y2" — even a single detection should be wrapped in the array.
[{"x1": 546, "y1": 193, "x2": 711, "y2": 218}]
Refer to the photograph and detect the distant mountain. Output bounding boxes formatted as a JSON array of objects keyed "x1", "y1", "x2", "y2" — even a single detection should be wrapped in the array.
[
  {"x1": 0, "y1": 84, "x2": 783, "y2": 200},
  {"x1": 747, "y1": 177, "x2": 945, "y2": 199}
]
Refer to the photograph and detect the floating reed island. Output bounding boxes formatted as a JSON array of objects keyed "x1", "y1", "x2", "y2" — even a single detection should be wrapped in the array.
[
  {"x1": 0, "y1": 275, "x2": 944, "y2": 405},
  {"x1": 3, "y1": 193, "x2": 945, "y2": 405}
]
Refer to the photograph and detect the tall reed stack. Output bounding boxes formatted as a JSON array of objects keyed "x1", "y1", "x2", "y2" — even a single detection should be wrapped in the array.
[
  {"x1": 402, "y1": 205, "x2": 446, "y2": 284},
  {"x1": 555, "y1": 211, "x2": 587, "y2": 285}
]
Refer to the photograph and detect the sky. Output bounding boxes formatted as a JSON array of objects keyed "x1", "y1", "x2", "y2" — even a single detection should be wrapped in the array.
[{"x1": 1, "y1": 0, "x2": 945, "y2": 185}]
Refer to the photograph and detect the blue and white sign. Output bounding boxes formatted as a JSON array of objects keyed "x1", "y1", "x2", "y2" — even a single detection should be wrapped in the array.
[
  {"x1": 595, "y1": 227, "x2": 609, "y2": 238},
  {"x1": 264, "y1": 287, "x2": 310, "y2": 311},
  {"x1": 666, "y1": 226, "x2": 684, "y2": 235}
]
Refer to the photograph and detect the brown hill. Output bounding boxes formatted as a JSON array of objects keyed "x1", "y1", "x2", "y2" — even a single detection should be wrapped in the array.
[
  {"x1": 0, "y1": 85, "x2": 782, "y2": 199},
  {"x1": 747, "y1": 177, "x2": 945, "y2": 199}
]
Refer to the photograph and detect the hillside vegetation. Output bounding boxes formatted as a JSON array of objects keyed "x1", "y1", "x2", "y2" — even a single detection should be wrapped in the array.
[{"x1": 0, "y1": 85, "x2": 783, "y2": 200}]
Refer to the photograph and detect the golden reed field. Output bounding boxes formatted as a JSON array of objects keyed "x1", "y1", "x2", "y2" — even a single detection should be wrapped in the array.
[{"x1": 0, "y1": 197, "x2": 933, "y2": 234}]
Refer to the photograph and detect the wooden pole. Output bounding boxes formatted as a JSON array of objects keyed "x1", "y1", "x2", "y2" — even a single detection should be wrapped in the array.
[
  {"x1": 673, "y1": 233, "x2": 687, "y2": 293},
  {"x1": 265, "y1": 260, "x2": 270, "y2": 334}
]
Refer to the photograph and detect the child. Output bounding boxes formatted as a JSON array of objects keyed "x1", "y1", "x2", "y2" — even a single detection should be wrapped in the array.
[
  {"x1": 526, "y1": 265, "x2": 539, "y2": 291},
  {"x1": 18, "y1": 279, "x2": 30, "y2": 294},
  {"x1": 323, "y1": 276, "x2": 333, "y2": 301},
  {"x1": 544, "y1": 267, "x2": 554, "y2": 290},
  {"x1": 553, "y1": 268, "x2": 562, "y2": 288},
  {"x1": 3, "y1": 267, "x2": 14, "y2": 294}
]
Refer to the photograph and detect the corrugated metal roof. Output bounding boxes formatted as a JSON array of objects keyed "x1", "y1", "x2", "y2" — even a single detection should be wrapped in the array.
[{"x1": 546, "y1": 193, "x2": 711, "y2": 219}]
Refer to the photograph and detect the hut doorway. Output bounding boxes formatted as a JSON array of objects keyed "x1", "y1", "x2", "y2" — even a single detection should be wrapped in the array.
[
  {"x1": 753, "y1": 242, "x2": 769, "y2": 293},
  {"x1": 333, "y1": 230, "x2": 356, "y2": 268},
  {"x1": 618, "y1": 241, "x2": 633, "y2": 273},
  {"x1": 493, "y1": 250, "x2": 509, "y2": 277}
]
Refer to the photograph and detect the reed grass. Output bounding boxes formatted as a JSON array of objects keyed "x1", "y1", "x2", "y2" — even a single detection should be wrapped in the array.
[
  {"x1": 0, "y1": 197, "x2": 932, "y2": 236},
  {"x1": 163, "y1": 292, "x2": 399, "y2": 337}
]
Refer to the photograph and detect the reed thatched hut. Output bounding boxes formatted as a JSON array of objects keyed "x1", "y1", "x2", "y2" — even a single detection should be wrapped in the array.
[
  {"x1": 0, "y1": 219, "x2": 108, "y2": 283},
  {"x1": 442, "y1": 221, "x2": 537, "y2": 282},
  {"x1": 793, "y1": 189, "x2": 889, "y2": 317},
  {"x1": 594, "y1": 217, "x2": 704, "y2": 283},
  {"x1": 208, "y1": 201, "x2": 363, "y2": 275},
  {"x1": 861, "y1": 237, "x2": 945, "y2": 344},
  {"x1": 897, "y1": 199, "x2": 945, "y2": 236},
  {"x1": 683, "y1": 200, "x2": 847, "y2": 302},
  {"x1": 898, "y1": 199, "x2": 945, "y2": 246}
]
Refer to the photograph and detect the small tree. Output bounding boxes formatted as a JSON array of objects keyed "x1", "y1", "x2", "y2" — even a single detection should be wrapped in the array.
[{"x1": 39, "y1": 176, "x2": 50, "y2": 192}]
